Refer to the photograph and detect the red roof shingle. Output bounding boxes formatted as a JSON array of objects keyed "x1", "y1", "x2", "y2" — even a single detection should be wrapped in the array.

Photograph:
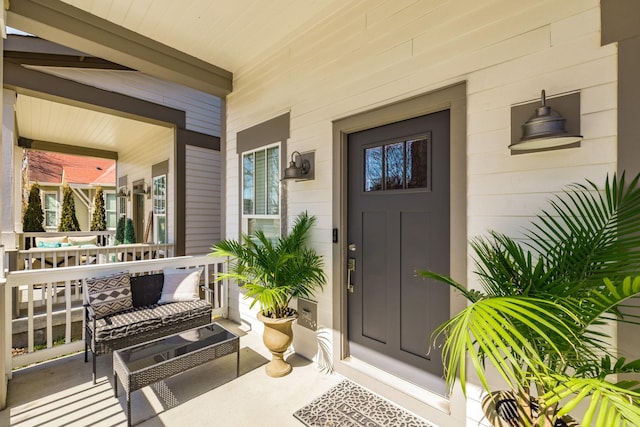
[{"x1": 27, "y1": 151, "x2": 115, "y2": 186}]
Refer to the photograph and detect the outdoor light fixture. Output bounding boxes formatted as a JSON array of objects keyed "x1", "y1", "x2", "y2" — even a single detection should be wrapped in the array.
[
  {"x1": 509, "y1": 90, "x2": 582, "y2": 151},
  {"x1": 116, "y1": 186, "x2": 130, "y2": 199},
  {"x1": 133, "y1": 184, "x2": 150, "y2": 195},
  {"x1": 282, "y1": 150, "x2": 314, "y2": 181}
]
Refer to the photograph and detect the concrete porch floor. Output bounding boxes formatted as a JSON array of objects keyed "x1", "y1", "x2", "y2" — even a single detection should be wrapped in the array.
[{"x1": 0, "y1": 319, "x2": 344, "y2": 426}]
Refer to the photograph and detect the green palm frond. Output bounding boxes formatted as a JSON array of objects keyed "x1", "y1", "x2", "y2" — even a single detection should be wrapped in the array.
[
  {"x1": 471, "y1": 231, "x2": 551, "y2": 297},
  {"x1": 419, "y1": 172, "x2": 640, "y2": 425},
  {"x1": 211, "y1": 211, "x2": 326, "y2": 318},
  {"x1": 426, "y1": 286, "x2": 581, "y2": 395},
  {"x1": 541, "y1": 375, "x2": 640, "y2": 427},
  {"x1": 416, "y1": 269, "x2": 484, "y2": 302},
  {"x1": 584, "y1": 277, "x2": 640, "y2": 324},
  {"x1": 527, "y1": 173, "x2": 640, "y2": 293}
]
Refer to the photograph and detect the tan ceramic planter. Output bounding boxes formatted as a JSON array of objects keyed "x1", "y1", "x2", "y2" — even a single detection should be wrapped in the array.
[{"x1": 257, "y1": 310, "x2": 298, "y2": 377}]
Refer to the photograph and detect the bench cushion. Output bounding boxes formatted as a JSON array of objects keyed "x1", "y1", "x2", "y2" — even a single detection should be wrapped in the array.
[
  {"x1": 93, "y1": 305, "x2": 163, "y2": 341},
  {"x1": 91, "y1": 300, "x2": 211, "y2": 341},
  {"x1": 68, "y1": 235, "x2": 98, "y2": 246},
  {"x1": 35, "y1": 235, "x2": 68, "y2": 246},
  {"x1": 156, "y1": 300, "x2": 212, "y2": 324}
]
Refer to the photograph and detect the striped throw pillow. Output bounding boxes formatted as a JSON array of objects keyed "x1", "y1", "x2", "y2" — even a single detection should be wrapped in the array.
[{"x1": 86, "y1": 272, "x2": 133, "y2": 318}]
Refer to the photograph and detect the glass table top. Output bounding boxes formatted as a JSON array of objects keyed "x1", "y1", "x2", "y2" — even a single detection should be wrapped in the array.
[{"x1": 116, "y1": 323, "x2": 237, "y2": 372}]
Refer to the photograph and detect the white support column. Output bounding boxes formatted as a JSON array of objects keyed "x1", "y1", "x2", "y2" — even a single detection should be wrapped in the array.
[
  {"x1": 0, "y1": 275, "x2": 6, "y2": 410},
  {"x1": 1, "y1": 88, "x2": 17, "y2": 252},
  {"x1": 0, "y1": 4, "x2": 8, "y2": 408}
]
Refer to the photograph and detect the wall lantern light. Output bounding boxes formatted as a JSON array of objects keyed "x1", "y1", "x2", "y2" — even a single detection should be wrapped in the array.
[
  {"x1": 133, "y1": 182, "x2": 151, "y2": 198},
  {"x1": 116, "y1": 186, "x2": 130, "y2": 200},
  {"x1": 281, "y1": 150, "x2": 315, "y2": 181},
  {"x1": 509, "y1": 90, "x2": 582, "y2": 151}
]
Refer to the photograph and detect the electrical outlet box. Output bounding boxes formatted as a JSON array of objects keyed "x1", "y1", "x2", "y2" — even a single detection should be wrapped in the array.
[{"x1": 297, "y1": 298, "x2": 318, "y2": 331}]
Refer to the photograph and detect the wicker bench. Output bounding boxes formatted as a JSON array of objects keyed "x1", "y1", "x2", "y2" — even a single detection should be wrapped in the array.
[{"x1": 84, "y1": 272, "x2": 213, "y2": 383}]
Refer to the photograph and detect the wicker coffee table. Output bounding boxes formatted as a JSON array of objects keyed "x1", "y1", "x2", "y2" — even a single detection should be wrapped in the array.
[{"x1": 113, "y1": 322, "x2": 239, "y2": 426}]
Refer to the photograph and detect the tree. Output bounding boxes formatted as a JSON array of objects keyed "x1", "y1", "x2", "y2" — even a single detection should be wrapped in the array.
[
  {"x1": 23, "y1": 183, "x2": 45, "y2": 232},
  {"x1": 124, "y1": 218, "x2": 136, "y2": 244},
  {"x1": 115, "y1": 216, "x2": 126, "y2": 244},
  {"x1": 58, "y1": 184, "x2": 80, "y2": 231},
  {"x1": 90, "y1": 187, "x2": 107, "y2": 231}
]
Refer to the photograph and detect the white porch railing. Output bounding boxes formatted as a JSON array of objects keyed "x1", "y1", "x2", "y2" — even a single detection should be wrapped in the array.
[
  {"x1": 2, "y1": 255, "x2": 228, "y2": 381},
  {"x1": 18, "y1": 242, "x2": 174, "y2": 270}
]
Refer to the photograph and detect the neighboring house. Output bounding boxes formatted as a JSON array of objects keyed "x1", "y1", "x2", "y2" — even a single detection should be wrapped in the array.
[
  {"x1": 25, "y1": 150, "x2": 116, "y2": 231},
  {"x1": 2, "y1": 1, "x2": 639, "y2": 426}
]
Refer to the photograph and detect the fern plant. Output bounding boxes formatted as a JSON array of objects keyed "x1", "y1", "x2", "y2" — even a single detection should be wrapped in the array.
[{"x1": 419, "y1": 173, "x2": 640, "y2": 427}]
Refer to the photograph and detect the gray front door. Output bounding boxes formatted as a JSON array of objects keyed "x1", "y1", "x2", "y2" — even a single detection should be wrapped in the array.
[{"x1": 347, "y1": 110, "x2": 450, "y2": 395}]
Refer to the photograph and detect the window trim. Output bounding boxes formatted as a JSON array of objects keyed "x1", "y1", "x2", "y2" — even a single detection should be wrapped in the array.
[
  {"x1": 105, "y1": 192, "x2": 117, "y2": 230},
  {"x1": 152, "y1": 174, "x2": 167, "y2": 244},
  {"x1": 241, "y1": 142, "x2": 282, "y2": 237},
  {"x1": 43, "y1": 191, "x2": 59, "y2": 229}
]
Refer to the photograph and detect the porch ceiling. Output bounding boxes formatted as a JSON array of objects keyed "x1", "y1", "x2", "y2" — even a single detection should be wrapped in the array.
[
  {"x1": 5, "y1": 0, "x2": 349, "y2": 156},
  {"x1": 55, "y1": 0, "x2": 349, "y2": 74},
  {"x1": 15, "y1": 93, "x2": 171, "y2": 154}
]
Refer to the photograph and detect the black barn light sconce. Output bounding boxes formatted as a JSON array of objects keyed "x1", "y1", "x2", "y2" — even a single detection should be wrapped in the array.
[
  {"x1": 133, "y1": 182, "x2": 151, "y2": 198},
  {"x1": 116, "y1": 186, "x2": 130, "y2": 200},
  {"x1": 282, "y1": 150, "x2": 315, "y2": 181},
  {"x1": 509, "y1": 90, "x2": 582, "y2": 152}
]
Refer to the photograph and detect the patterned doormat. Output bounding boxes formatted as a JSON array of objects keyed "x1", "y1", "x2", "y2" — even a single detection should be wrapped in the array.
[{"x1": 293, "y1": 379, "x2": 437, "y2": 427}]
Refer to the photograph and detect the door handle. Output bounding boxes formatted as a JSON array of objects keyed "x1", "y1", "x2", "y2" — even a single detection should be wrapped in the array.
[{"x1": 347, "y1": 258, "x2": 356, "y2": 293}]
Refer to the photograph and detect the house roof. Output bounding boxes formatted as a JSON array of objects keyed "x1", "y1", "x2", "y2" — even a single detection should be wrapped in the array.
[{"x1": 27, "y1": 150, "x2": 115, "y2": 187}]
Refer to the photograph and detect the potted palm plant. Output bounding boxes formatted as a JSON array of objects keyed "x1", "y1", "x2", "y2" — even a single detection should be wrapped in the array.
[
  {"x1": 419, "y1": 173, "x2": 640, "y2": 427},
  {"x1": 211, "y1": 211, "x2": 326, "y2": 377}
]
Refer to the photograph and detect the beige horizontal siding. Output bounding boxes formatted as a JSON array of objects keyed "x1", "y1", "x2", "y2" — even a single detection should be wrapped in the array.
[
  {"x1": 184, "y1": 145, "x2": 221, "y2": 255},
  {"x1": 224, "y1": 1, "x2": 615, "y2": 423},
  {"x1": 34, "y1": 67, "x2": 221, "y2": 137},
  {"x1": 116, "y1": 127, "x2": 174, "y2": 245}
]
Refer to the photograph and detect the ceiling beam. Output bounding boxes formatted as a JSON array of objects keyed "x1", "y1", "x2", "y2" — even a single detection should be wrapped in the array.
[
  {"x1": 18, "y1": 137, "x2": 119, "y2": 160},
  {"x1": 4, "y1": 51, "x2": 133, "y2": 70},
  {"x1": 7, "y1": 0, "x2": 233, "y2": 97},
  {"x1": 5, "y1": 33, "x2": 107, "y2": 56},
  {"x1": 4, "y1": 35, "x2": 132, "y2": 69},
  {"x1": 4, "y1": 61, "x2": 185, "y2": 127}
]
